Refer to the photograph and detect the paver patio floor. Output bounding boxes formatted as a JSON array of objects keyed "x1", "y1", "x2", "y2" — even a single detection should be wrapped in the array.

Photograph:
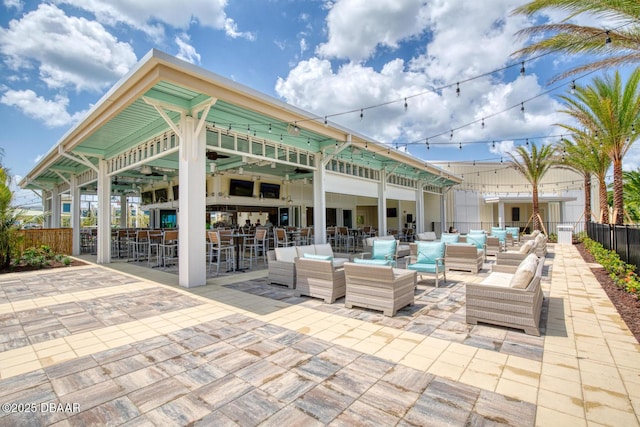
[{"x1": 0, "y1": 243, "x2": 638, "y2": 426}]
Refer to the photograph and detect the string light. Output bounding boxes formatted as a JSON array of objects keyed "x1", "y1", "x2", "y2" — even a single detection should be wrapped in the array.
[
  {"x1": 520, "y1": 102, "x2": 525, "y2": 113},
  {"x1": 360, "y1": 109, "x2": 364, "y2": 120},
  {"x1": 481, "y1": 118, "x2": 485, "y2": 129},
  {"x1": 450, "y1": 129, "x2": 454, "y2": 140},
  {"x1": 456, "y1": 82, "x2": 460, "y2": 97},
  {"x1": 520, "y1": 61, "x2": 525, "y2": 76},
  {"x1": 459, "y1": 142, "x2": 462, "y2": 150},
  {"x1": 404, "y1": 98, "x2": 408, "y2": 111},
  {"x1": 570, "y1": 81, "x2": 576, "y2": 94},
  {"x1": 268, "y1": 123, "x2": 272, "y2": 133},
  {"x1": 324, "y1": 116, "x2": 328, "y2": 126},
  {"x1": 605, "y1": 30, "x2": 611, "y2": 44},
  {"x1": 426, "y1": 139, "x2": 430, "y2": 150}
]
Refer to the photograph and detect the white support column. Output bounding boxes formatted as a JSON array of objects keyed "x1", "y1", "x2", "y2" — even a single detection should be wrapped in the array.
[
  {"x1": 313, "y1": 154, "x2": 327, "y2": 244},
  {"x1": 498, "y1": 201, "x2": 505, "y2": 228},
  {"x1": 440, "y1": 187, "x2": 448, "y2": 235},
  {"x1": 51, "y1": 186, "x2": 61, "y2": 228},
  {"x1": 70, "y1": 175, "x2": 81, "y2": 255},
  {"x1": 96, "y1": 159, "x2": 111, "y2": 264},
  {"x1": 178, "y1": 115, "x2": 206, "y2": 288},
  {"x1": 120, "y1": 195, "x2": 128, "y2": 229},
  {"x1": 416, "y1": 184, "x2": 425, "y2": 233},
  {"x1": 378, "y1": 169, "x2": 387, "y2": 236},
  {"x1": 42, "y1": 190, "x2": 51, "y2": 228}
]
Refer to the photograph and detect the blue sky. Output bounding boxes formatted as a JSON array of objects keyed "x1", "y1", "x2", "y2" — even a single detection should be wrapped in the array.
[{"x1": 0, "y1": 0, "x2": 636, "y2": 207}]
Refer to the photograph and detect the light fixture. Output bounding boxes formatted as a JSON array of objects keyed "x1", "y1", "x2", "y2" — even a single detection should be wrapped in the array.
[
  {"x1": 456, "y1": 82, "x2": 460, "y2": 97},
  {"x1": 270, "y1": 162, "x2": 276, "y2": 169},
  {"x1": 140, "y1": 165, "x2": 152, "y2": 175},
  {"x1": 605, "y1": 30, "x2": 611, "y2": 44},
  {"x1": 210, "y1": 163, "x2": 216, "y2": 173},
  {"x1": 520, "y1": 61, "x2": 525, "y2": 76},
  {"x1": 238, "y1": 167, "x2": 244, "y2": 175},
  {"x1": 570, "y1": 80, "x2": 576, "y2": 94}
]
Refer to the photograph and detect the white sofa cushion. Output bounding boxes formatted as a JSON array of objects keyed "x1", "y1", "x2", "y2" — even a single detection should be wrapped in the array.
[
  {"x1": 295, "y1": 245, "x2": 316, "y2": 258},
  {"x1": 510, "y1": 254, "x2": 538, "y2": 289},
  {"x1": 275, "y1": 246, "x2": 298, "y2": 263},
  {"x1": 480, "y1": 272, "x2": 513, "y2": 287},
  {"x1": 519, "y1": 240, "x2": 535, "y2": 254},
  {"x1": 314, "y1": 243, "x2": 334, "y2": 257}
]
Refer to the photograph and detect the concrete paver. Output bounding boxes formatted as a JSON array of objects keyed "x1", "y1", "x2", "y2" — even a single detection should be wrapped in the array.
[{"x1": 0, "y1": 243, "x2": 637, "y2": 426}]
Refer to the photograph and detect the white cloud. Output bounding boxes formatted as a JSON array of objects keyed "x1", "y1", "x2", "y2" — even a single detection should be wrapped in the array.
[
  {"x1": 0, "y1": 3, "x2": 137, "y2": 92},
  {"x1": 175, "y1": 33, "x2": 201, "y2": 64},
  {"x1": 54, "y1": 0, "x2": 254, "y2": 41},
  {"x1": 317, "y1": 0, "x2": 430, "y2": 61},
  {"x1": 0, "y1": 89, "x2": 86, "y2": 127},
  {"x1": 3, "y1": 0, "x2": 23, "y2": 11},
  {"x1": 277, "y1": 0, "x2": 565, "y2": 155}
]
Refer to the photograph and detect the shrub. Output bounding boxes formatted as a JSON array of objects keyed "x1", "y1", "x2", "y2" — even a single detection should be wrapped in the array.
[
  {"x1": 582, "y1": 237, "x2": 640, "y2": 296},
  {"x1": 16, "y1": 245, "x2": 64, "y2": 269}
]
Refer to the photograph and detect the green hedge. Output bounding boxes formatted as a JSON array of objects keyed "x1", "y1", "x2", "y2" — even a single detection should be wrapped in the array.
[{"x1": 579, "y1": 235, "x2": 640, "y2": 296}]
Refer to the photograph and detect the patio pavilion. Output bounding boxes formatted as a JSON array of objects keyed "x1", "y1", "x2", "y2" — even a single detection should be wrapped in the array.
[{"x1": 19, "y1": 49, "x2": 461, "y2": 288}]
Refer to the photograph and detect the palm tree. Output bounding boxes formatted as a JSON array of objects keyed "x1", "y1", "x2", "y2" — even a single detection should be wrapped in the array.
[
  {"x1": 558, "y1": 69, "x2": 640, "y2": 225},
  {"x1": 559, "y1": 134, "x2": 611, "y2": 226},
  {"x1": 508, "y1": 142, "x2": 557, "y2": 232},
  {"x1": 623, "y1": 169, "x2": 640, "y2": 222},
  {"x1": 0, "y1": 161, "x2": 21, "y2": 269},
  {"x1": 512, "y1": 0, "x2": 640, "y2": 82}
]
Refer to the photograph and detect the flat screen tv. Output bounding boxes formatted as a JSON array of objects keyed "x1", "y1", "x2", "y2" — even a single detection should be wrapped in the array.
[
  {"x1": 387, "y1": 207, "x2": 397, "y2": 218},
  {"x1": 154, "y1": 188, "x2": 168, "y2": 203},
  {"x1": 229, "y1": 179, "x2": 254, "y2": 197},
  {"x1": 141, "y1": 191, "x2": 153, "y2": 204},
  {"x1": 259, "y1": 182, "x2": 280, "y2": 199},
  {"x1": 172, "y1": 185, "x2": 179, "y2": 201}
]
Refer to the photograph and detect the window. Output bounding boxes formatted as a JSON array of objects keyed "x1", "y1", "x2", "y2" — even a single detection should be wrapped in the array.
[{"x1": 512, "y1": 207, "x2": 520, "y2": 222}]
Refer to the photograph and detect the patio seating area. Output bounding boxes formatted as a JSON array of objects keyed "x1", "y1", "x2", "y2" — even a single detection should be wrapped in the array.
[{"x1": 0, "y1": 243, "x2": 639, "y2": 426}]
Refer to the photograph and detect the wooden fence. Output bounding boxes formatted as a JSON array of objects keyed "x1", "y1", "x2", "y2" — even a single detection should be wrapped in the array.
[{"x1": 16, "y1": 228, "x2": 72, "y2": 255}]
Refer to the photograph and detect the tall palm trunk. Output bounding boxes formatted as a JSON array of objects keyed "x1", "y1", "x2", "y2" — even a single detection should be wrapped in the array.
[
  {"x1": 598, "y1": 174, "x2": 609, "y2": 223},
  {"x1": 532, "y1": 185, "x2": 540, "y2": 231},
  {"x1": 583, "y1": 173, "x2": 591, "y2": 230},
  {"x1": 613, "y1": 157, "x2": 624, "y2": 225}
]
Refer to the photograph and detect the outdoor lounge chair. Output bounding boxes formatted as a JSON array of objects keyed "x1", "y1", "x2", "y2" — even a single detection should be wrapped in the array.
[
  {"x1": 466, "y1": 253, "x2": 544, "y2": 336},
  {"x1": 415, "y1": 231, "x2": 437, "y2": 241},
  {"x1": 294, "y1": 257, "x2": 346, "y2": 303},
  {"x1": 494, "y1": 239, "x2": 536, "y2": 267},
  {"x1": 343, "y1": 262, "x2": 416, "y2": 316},
  {"x1": 359, "y1": 238, "x2": 403, "y2": 267},
  {"x1": 485, "y1": 236, "x2": 502, "y2": 257},
  {"x1": 444, "y1": 243, "x2": 483, "y2": 273},
  {"x1": 407, "y1": 241, "x2": 446, "y2": 287},
  {"x1": 506, "y1": 226, "x2": 520, "y2": 246}
]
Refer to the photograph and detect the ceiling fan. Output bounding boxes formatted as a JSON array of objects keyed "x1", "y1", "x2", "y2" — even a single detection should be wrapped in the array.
[
  {"x1": 206, "y1": 151, "x2": 231, "y2": 161},
  {"x1": 289, "y1": 167, "x2": 312, "y2": 174},
  {"x1": 140, "y1": 165, "x2": 163, "y2": 177}
]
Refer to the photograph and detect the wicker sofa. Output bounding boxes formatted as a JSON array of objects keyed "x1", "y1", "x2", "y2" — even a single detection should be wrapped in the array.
[
  {"x1": 494, "y1": 239, "x2": 537, "y2": 267},
  {"x1": 444, "y1": 243, "x2": 484, "y2": 273},
  {"x1": 294, "y1": 257, "x2": 346, "y2": 303},
  {"x1": 466, "y1": 254, "x2": 544, "y2": 336},
  {"x1": 343, "y1": 262, "x2": 416, "y2": 316},
  {"x1": 267, "y1": 244, "x2": 350, "y2": 288}
]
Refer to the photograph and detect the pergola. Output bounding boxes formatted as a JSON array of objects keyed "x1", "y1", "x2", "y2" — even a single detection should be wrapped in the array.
[{"x1": 19, "y1": 49, "x2": 461, "y2": 288}]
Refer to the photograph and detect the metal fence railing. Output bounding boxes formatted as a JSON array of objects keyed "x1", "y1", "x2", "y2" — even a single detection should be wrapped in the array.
[
  {"x1": 434, "y1": 221, "x2": 587, "y2": 237},
  {"x1": 587, "y1": 222, "x2": 640, "y2": 273}
]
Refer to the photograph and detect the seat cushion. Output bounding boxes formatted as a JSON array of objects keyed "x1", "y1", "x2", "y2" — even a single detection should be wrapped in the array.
[
  {"x1": 408, "y1": 263, "x2": 438, "y2": 273},
  {"x1": 519, "y1": 240, "x2": 535, "y2": 254},
  {"x1": 372, "y1": 239, "x2": 397, "y2": 260},
  {"x1": 275, "y1": 246, "x2": 297, "y2": 263},
  {"x1": 353, "y1": 258, "x2": 392, "y2": 266},
  {"x1": 416, "y1": 241, "x2": 445, "y2": 264},
  {"x1": 303, "y1": 253, "x2": 333, "y2": 261},
  {"x1": 333, "y1": 257, "x2": 349, "y2": 267},
  {"x1": 469, "y1": 229, "x2": 485, "y2": 234}
]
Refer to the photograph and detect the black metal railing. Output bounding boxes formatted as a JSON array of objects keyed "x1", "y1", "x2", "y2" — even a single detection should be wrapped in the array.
[{"x1": 587, "y1": 222, "x2": 640, "y2": 273}]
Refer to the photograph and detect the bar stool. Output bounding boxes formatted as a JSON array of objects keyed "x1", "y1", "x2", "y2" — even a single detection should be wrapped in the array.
[{"x1": 207, "y1": 230, "x2": 235, "y2": 275}]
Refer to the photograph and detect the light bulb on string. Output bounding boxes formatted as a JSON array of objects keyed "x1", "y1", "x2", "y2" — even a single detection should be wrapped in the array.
[
  {"x1": 525, "y1": 138, "x2": 529, "y2": 146},
  {"x1": 605, "y1": 30, "x2": 611, "y2": 44},
  {"x1": 268, "y1": 123, "x2": 272, "y2": 133},
  {"x1": 324, "y1": 116, "x2": 328, "y2": 126},
  {"x1": 425, "y1": 139, "x2": 430, "y2": 150},
  {"x1": 360, "y1": 109, "x2": 364, "y2": 120},
  {"x1": 570, "y1": 81, "x2": 576, "y2": 94},
  {"x1": 492, "y1": 141, "x2": 495, "y2": 149},
  {"x1": 456, "y1": 82, "x2": 460, "y2": 97},
  {"x1": 520, "y1": 61, "x2": 525, "y2": 76},
  {"x1": 458, "y1": 141, "x2": 462, "y2": 150},
  {"x1": 481, "y1": 118, "x2": 485, "y2": 129},
  {"x1": 520, "y1": 102, "x2": 525, "y2": 114},
  {"x1": 404, "y1": 98, "x2": 408, "y2": 112},
  {"x1": 632, "y1": 124, "x2": 636, "y2": 135},
  {"x1": 450, "y1": 129, "x2": 453, "y2": 140}
]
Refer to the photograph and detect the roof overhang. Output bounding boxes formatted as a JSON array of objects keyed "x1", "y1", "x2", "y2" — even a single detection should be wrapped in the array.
[
  {"x1": 484, "y1": 194, "x2": 577, "y2": 203},
  {"x1": 19, "y1": 49, "x2": 461, "y2": 192}
]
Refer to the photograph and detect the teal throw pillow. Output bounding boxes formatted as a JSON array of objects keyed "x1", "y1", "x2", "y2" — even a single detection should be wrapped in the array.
[
  {"x1": 440, "y1": 233, "x2": 459, "y2": 244},
  {"x1": 372, "y1": 239, "x2": 397, "y2": 260},
  {"x1": 492, "y1": 230, "x2": 507, "y2": 243},
  {"x1": 353, "y1": 258, "x2": 392, "y2": 266},
  {"x1": 466, "y1": 233, "x2": 487, "y2": 249},
  {"x1": 416, "y1": 241, "x2": 445, "y2": 264},
  {"x1": 303, "y1": 253, "x2": 333, "y2": 261}
]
